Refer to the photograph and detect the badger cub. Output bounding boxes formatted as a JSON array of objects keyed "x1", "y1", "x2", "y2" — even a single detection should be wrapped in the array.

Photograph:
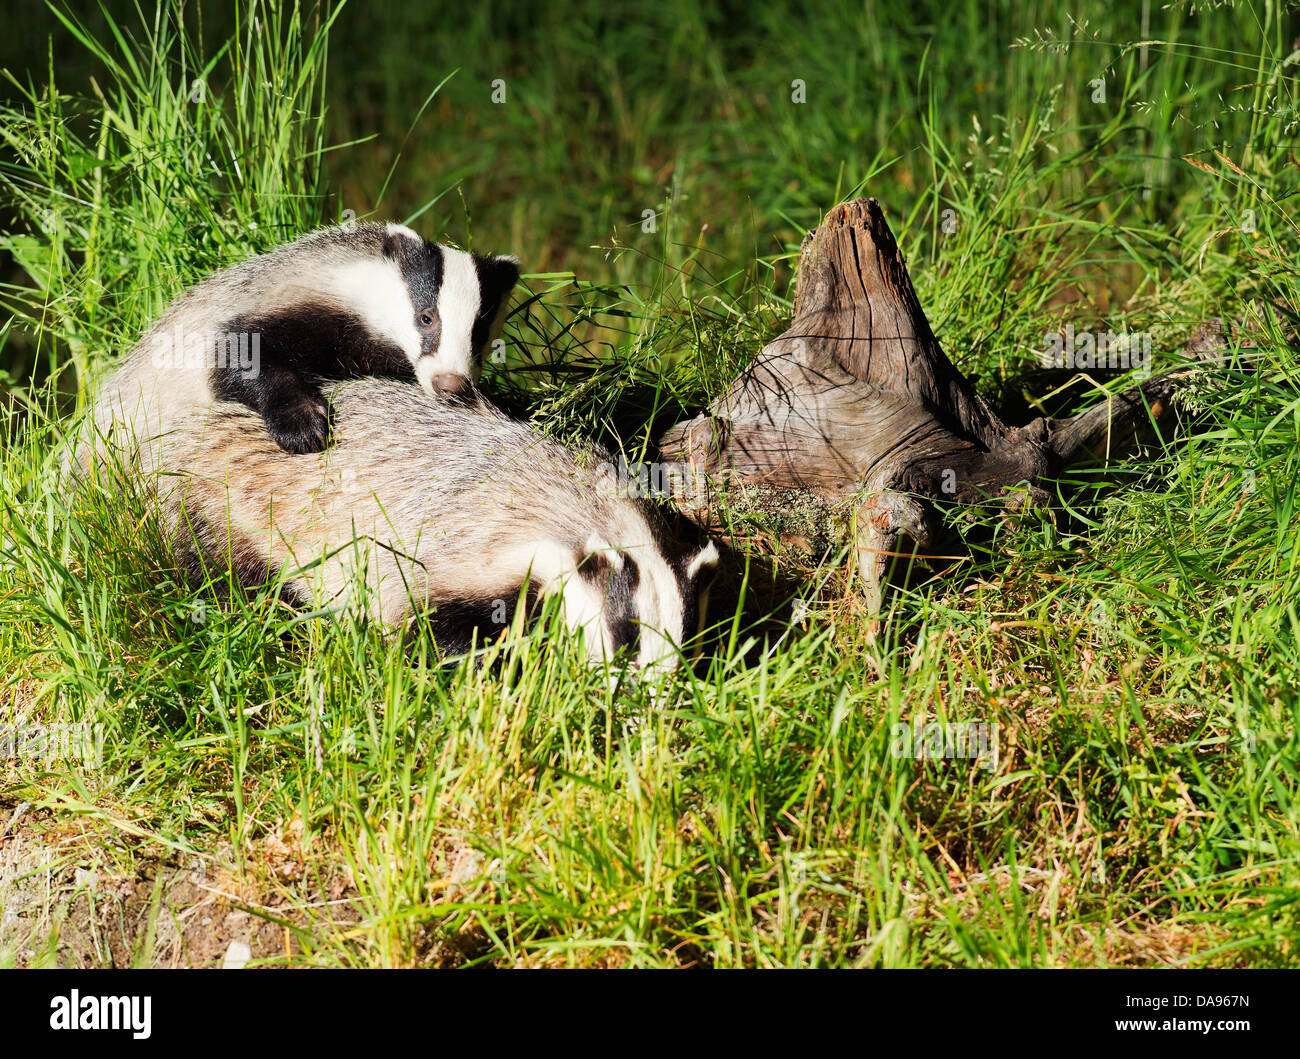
[{"x1": 117, "y1": 222, "x2": 518, "y2": 454}]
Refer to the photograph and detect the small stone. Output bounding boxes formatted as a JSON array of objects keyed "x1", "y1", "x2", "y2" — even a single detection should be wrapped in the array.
[{"x1": 222, "y1": 940, "x2": 252, "y2": 969}]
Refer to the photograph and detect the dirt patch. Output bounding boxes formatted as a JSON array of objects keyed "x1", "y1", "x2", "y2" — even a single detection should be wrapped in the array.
[{"x1": 0, "y1": 798, "x2": 360, "y2": 967}]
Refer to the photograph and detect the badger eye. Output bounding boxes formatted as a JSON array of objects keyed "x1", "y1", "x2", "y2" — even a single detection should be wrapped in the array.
[{"x1": 419, "y1": 311, "x2": 435, "y2": 327}]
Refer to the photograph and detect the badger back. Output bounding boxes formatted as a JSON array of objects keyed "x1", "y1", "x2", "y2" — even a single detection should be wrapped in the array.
[
  {"x1": 151, "y1": 378, "x2": 717, "y2": 671},
  {"x1": 86, "y1": 226, "x2": 397, "y2": 440}
]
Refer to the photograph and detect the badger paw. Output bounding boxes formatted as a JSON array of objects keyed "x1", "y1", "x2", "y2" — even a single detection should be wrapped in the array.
[{"x1": 264, "y1": 395, "x2": 331, "y2": 454}]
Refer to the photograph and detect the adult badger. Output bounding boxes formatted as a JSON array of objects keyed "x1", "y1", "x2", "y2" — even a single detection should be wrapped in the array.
[
  {"x1": 135, "y1": 376, "x2": 719, "y2": 673},
  {"x1": 94, "y1": 222, "x2": 519, "y2": 455}
]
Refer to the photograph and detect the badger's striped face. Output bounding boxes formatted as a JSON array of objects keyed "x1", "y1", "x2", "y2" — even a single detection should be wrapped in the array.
[
  {"x1": 521, "y1": 533, "x2": 720, "y2": 674},
  {"x1": 378, "y1": 224, "x2": 519, "y2": 400}
]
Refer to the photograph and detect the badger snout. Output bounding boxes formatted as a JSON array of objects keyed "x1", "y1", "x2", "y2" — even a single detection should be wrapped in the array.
[{"x1": 422, "y1": 372, "x2": 475, "y2": 402}]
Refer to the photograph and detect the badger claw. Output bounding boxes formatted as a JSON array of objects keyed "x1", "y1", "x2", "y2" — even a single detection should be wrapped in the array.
[{"x1": 264, "y1": 396, "x2": 331, "y2": 454}]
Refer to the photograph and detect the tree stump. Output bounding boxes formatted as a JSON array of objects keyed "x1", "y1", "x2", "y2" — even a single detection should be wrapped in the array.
[{"x1": 659, "y1": 198, "x2": 1212, "y2": 611}]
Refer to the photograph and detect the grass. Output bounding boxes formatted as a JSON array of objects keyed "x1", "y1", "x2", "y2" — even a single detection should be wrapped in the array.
[{"x1": 0, "y1": 0, "x2": 1298, "y2": 967}]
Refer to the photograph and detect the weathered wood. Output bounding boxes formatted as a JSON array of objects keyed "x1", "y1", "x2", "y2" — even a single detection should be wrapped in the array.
[{"x1": 660, "y1": 197, "x2": 1223, "y2": 610}]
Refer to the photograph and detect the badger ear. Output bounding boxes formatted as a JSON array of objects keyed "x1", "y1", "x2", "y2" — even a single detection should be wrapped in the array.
[
  {"x1": 477, "y1": 255, "x2": 521, "y2": 315},
  {"x1": 382, "y1": 232, "x2": 404, "y2": 259},
  {"x1": 576, "y1": 534, "x2": 625, "y2": 585},
  {"x1": 685, "y1": 540, "x2": 719, "y2": 583},
  {"x1": 489, "y1": 254, "x2": 520, "y2": 284},
  {"x1": 583, "y1": 533, "x2": 623, "y2": 568}
]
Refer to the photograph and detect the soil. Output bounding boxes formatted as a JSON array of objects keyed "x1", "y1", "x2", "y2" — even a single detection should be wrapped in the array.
[{"x1": 0, "y1": 796, "x2": 359, "y2": 968}]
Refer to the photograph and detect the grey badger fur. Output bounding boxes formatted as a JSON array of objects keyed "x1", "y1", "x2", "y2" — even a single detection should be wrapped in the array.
[
  {"x1": 93, "y1": 222, "x2": 519, "y2": 455},
  {"x1": 128, "y1": 377, "x2": 719, "y2": 672}
]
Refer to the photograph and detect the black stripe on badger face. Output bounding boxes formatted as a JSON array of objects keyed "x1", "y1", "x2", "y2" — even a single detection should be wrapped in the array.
[
  {"x1": 213, "y1": 304, "x2": 414, "y2": 453},
  {"x1": 578, "y1": 549, "x2": 642, "y2": 659},
  {"x1": 382, "y1": 229, "x2": 445, "y2": 359}
]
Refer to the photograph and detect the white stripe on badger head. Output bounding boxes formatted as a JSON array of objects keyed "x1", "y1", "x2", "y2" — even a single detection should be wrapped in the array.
[
  {"x1": 424, "y1": 246, "x2": 483, "y2": 381},
  {"x1": 329, "y1": 258, "x2": 422, "y2": 366},
  {"x1": 635, "y1": 553, "x2": 687, "y2": 673}
]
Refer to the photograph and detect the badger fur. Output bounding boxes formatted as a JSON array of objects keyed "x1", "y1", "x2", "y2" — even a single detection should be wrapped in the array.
[
  {"x1": 92, "y1": 223, "x2": 519, "y2": 456},
  {"x1": 129, "y1": 377, "x2": 718, "y2": 673}
]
